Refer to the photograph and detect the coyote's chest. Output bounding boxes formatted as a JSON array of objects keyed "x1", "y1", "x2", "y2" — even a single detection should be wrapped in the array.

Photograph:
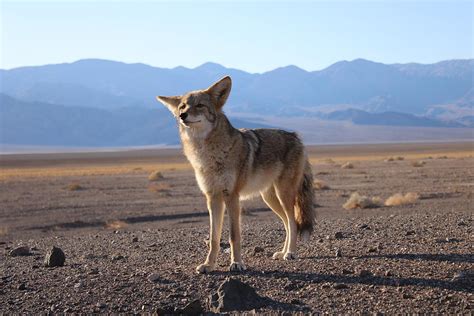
[{"x1": 184, "y1": 144, "x2": 238, "y2": 195}]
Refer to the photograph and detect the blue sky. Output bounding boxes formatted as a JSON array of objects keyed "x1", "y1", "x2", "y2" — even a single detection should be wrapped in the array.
[{"x1": 1, "y1": 0, "x2": 472, "y2": 72}]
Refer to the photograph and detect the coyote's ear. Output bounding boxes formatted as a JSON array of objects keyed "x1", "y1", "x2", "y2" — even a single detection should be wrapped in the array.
[
  {"x1": 205, "y1": 76, "x2": 232, "y2": 110},
  {"x1": 156, "y1": 96, "x2": 181, "y2": 114}
]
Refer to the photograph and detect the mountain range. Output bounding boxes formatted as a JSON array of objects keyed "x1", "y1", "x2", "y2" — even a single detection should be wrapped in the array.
[{"x1": 0, "y1": 58, "x2": 472, "y2": 147}]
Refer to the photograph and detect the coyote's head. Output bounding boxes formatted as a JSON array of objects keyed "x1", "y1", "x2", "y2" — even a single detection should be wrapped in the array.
[{"x1": 156, "y1": 76, "x2": 232, "y2": 135}]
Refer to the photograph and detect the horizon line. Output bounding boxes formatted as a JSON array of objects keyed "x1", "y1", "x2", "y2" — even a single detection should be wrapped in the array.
[{"x1": 1, "y1": 57, "x2": 473, "y2": 74}]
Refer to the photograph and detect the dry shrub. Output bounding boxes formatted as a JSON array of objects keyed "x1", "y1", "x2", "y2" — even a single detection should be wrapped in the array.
[
  {"x1": 385, "y1": 156, "x2": 404, "y2": 162},
  {"x1": 148, "y1": 182, "x2": 171, "y2": 193},
  {"x1": 132, "y1": 167, "x2": 143, "y2": 171},
  {"x1": 343, "y1": 192, "x2": 382, "y2": 210},
  {"x1": 384, "y1": 192, "x2": 420, "y2": 206},
  {"x1": 411, "y1": 160, "x2": 426, "y2": 167},
  {"x1": 0, "y1": 227, "x2": 8, "y2": 236},
  {"x1": 66, "y1": 183, "x2": 83, "y2": 191},
  {"x1": 341, "y1": 162, "x2": 354, "y2": 169},
  {"x1": 323, "y1": 158, "x2": 336, "y2": 164},
  {"x1": 313, "y1": 179, "x2": 330, "y2": 190},
  {"x1": 148, "y1": 170, "x2": 164, "y2": 181},
  {"x1": 436, "y1": 155, "x2": 448, "y2": 159},
  {"x1": 105, "y1": 220, "x2": 128, "y2": 230}
]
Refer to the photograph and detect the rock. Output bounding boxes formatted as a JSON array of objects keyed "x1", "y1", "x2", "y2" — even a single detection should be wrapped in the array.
[
  {"x1": 209, "y1": 278, "x2": 264, "y2": 312},
  {"x1": 405, "y1": 230, "x2": 416, "y2": 236},
  {"x1": 334, "y1": 232, "x2": 344, "y2": 239},
  {"x1": 333, "y1": 283, "x2": 349, "y2": 289},
  {"x1": 111, "y1": 254, "x2": 124, "y2": 261},
  {"x1": 385, "y1": 270, "x2": 394, "y2": 277},
  {"x1": 335, "y1": 249, "x2": 342, "y2": 257},
  {"x1": 17, "y1": 283, "x2": 26, "y2": 290},
  {"x1": 359, "y1": 270, "x2": 373, "y2": 278},
  {"x1": 359, "y1": 224, "x2": 370, "y2": 230},
  {"x1": 342, "y1": 269, "x2": 354, "y2": 274},
  {"x1": 147, "y1": 273, "x2": 162, "y2": 283},
  {"x1": 44, "y1": 246, "x2": 65, "y2": 267},
  {"x1": 131, "y1": 236, "x2": 139, "y2": 242},
  {"x1": 451, "y1": 271, "x2": 474, "y2": 286},
  {"x1": 253, "y1": 246, "x2": 264, "y2": 255},
  {"x1": 181, "y1": 299, "x2": 203, "y2": 315},
  {"x1": 367, "y1": 247, "x2": 377, "y2": 253},
  {"x1": 9, "y1": 246, "x2": 30, "y2": 257}
]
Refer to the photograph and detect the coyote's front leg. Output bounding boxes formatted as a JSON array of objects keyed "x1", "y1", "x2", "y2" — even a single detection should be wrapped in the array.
[
  {"x1": 226, "y1": 194, "x2": 246, "y2": 272},
  {"x1": 196, "y1": 193, "x2": 224, "y2": 274}
]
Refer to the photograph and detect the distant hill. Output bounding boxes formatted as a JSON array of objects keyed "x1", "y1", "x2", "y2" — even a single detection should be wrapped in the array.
[
  {"x1": 0, "y1": 58, "x2": 472, "y2": 146},
  {"x1": 1, "y1": 58, "x2": 472, "y2": 115},
  {"x1": 0, "y1": 94, "x2": 271, "y2": 146}
]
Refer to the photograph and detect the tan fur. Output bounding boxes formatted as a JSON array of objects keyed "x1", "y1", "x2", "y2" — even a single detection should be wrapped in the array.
[{"x1": 157, "y1": 76, "x2": 316, "y2": 273}]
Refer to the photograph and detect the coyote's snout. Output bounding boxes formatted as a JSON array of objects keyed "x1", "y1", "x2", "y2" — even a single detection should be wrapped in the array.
[{"x1": 157, "y1": 76, "x2": 316, "y2": 273}]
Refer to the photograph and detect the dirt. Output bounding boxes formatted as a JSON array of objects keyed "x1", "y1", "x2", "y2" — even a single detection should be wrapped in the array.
[{"x1": 0, "y1": 143, "x2": 473, "y2": 313}]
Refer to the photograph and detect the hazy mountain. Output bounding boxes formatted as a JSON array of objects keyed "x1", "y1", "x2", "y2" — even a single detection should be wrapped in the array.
[
  {"x1": 0, "y1": 58, "x2": 472, "y2": 147},
  {"x1": 1, "y1": 58, "x2": 472, "y2": 115},
  {"x1": 0, "y1": 94, "x2": 270, "y2": 146}
]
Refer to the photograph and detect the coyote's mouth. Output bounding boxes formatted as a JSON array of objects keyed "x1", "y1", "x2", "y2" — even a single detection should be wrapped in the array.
[{"x1": 182, "y1": 120, "x2": 201, "y2": 126}]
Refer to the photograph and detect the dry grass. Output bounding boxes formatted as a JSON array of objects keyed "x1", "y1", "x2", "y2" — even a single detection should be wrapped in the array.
[
  {"x1": 341, "y1": 162, "x2": 354, "y2": 169},
  {"x1": 343, "y1": 192, "x2": 382, "y2": 210},
  {"x1": 148, "y1": 170, "x2": 164, "y2": 181},
  {"x1": 385, "y1": 192, "x2": 420, "y2": 206},
  {"x1": 104, "y1": 220, "x2": 128, "y2": 230},
  {"x1": 385, "y1": 156, "x2": 404, "y2": 162},
  {"x1": 0, "y1": 227, "x2": 8, "y2": 236},
  {"x1": 0, "y1": 162, "x2": 191, "y2": 181},
  {"x1": 313, "y1": 179, "x2": 330, "y2": 190},
  {"x1": 148, "y1": 182, "x2": 171, "y2": 193},
  {"x1": 411, "y1": 160, "x2": 426, "y2": 167},
  {"x1": 66, "y1": 183, "x2": 83, "y2": 191}
]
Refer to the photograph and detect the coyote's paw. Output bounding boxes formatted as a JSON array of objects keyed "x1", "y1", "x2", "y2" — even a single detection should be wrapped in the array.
[
  {"x1": 196, "y1": 263, "x2": 215, "y2": 274},
  {"x1": 229, "y1": 262, "x2": 246, "y2": 272},
  {"x1": 272, "y1": 251, "x2": 285, "y2": 260},
  {"x1": 283, "y1": 252, "x2": 297, "y2": 260}
]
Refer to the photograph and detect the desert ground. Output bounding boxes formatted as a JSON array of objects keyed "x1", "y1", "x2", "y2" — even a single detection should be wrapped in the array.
[{"x1": 0, "y1": 142, "x2": 473, "y2": 314}]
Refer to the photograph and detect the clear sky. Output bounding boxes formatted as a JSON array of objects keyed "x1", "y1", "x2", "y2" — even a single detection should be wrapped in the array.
[{"x1": 1, "y1": 0, "x2": 472, "y2": 73}]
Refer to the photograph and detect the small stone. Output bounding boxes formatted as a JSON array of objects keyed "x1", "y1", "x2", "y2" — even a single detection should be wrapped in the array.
[
  {"x1": 335, "y1": 249, "x2": 342, "y2": 257},
  {"x1": 367, "y1": 247, "x2": 377, "y2": 253},
  {"x1": 342, "y1": 269, "x2": 354, "y2": 274},
  {"x1": 359, "y1": 270, "x2": 373, "y2": 278},
  {"x1": 17, "y1": 283, "x2": 26, "y2": 290},
  {"x1": 359, "y1": 224, "x2": 370, "y2": 230},
  {"x1": 334, "y1": 232, "x2": 344, "y2": 239},
  {"x1": 403, "y1": 293, "x2": 414, "y2": 299},
  {"x1": 333, "y1": 283, "x2": 349, "y2": 290},
  {"x1": 253, "y1": 246, "x2": 264, "y2": 255},
  {"x1": 44, "y1": 246, "x2": 65, "y2": 267},
  {"x1": 457, "y1": 221, "x2": 467, "y2": 226},
  {"x1": 9, "y1": 246, "x2": 30, "y2": 257},
  {"x1": 148, "y1": 273, "x2": 162, "y2": 283},
  {"x1": 131, "y1": 236, "x2": 139, "y2": 242},
  {"x1": 111, "y1": 254, "x2": 124, "y2": 261},
  {"x1": 385, "y1": 270, "x2": 394, "y2": 277},
  {"x1": 451, "y1": 271, "x2": 474, "y2": 286},
  {"x1": 74, "y1": 282, "x2": 83, "y2": 288},
  {"x1": 405, "y1": 230, "x2": 416, "y2": 236}
]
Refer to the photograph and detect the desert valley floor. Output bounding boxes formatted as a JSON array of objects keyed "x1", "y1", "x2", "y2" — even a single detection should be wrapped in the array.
[{"x1": 0, "y1": 142, "x2": 473, "y2": 313}]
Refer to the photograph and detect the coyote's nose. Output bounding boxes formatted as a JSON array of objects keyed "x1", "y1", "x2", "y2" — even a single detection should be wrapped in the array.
[{"x1": 180, "y1": 112, "x2": 188, "y2": 120}]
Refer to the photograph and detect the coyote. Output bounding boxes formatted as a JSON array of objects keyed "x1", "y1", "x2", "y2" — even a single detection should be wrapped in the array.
[{"x1": 157, "y1": 76, "x2": 315, "y2": 273}]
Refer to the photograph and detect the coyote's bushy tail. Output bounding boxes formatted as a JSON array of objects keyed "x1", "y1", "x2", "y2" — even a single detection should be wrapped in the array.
[{"x1": 294, "y1": 160, "x2": 316, "y2": 240}]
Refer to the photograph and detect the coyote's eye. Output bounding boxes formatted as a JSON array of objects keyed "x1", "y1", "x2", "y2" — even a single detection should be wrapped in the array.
[{"x1": 196, "y1": 104, "x2": 205, "y2": 108}]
